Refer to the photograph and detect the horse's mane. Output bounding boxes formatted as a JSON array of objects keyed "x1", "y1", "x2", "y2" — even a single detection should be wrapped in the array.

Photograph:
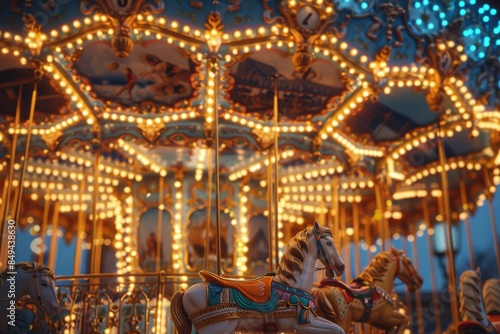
[
  {"x1": 0, "y1": 262, "x2": 55, "y2": 286},
  {"x1": 483, "y1": 278, "x2": 500, "y2": 315},
  {"x1": 459, "y1": 270, "x2": 488, "y2": 324},
  {"x1": 358, "y1": 248, "x2": 403, "y2": 284},
  {"x1": 276, "y1": 226, "x2": 313, "y2": 284}
]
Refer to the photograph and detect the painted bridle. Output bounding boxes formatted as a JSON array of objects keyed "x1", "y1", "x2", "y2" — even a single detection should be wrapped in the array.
[{"x1": 313, "y1": 228, "x2": 335, "y2": 274}]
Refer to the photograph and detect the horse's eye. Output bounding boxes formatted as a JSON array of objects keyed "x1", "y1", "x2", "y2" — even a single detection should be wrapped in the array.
[
  {"x1": 41, "y1": 282, "x2": 48, "y2": 287},
  {"x1": 326, "y1": 242, "x2": 332, "y2": 247}
]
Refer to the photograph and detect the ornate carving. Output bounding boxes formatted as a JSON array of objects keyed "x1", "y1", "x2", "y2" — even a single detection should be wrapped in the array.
[
  {"x1": 137, "y1": 121, "x2": 165, "y2": 144},
  {"x1": 366, "y1": 1, "x2": 406, "y2": 47},
  {"x1": 277, "y1": 2, "x2": 339, "y2": 73},
  {"x1": 80, "y1": 0, "x2": 165, "y2": 58},
  {"x1": 252, "y1": 127, "x2": 274, "y2": 149},
  {"x1": 41, "y1": 129, "x2": 63, "y2": 152}
]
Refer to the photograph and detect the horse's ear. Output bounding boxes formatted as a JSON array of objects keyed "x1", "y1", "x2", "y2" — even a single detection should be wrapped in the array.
[
  {"x1": 390, "y1": 245, "x2": 398, "y2": 254},
  {"x1": 314, "y1": 220, "x2": 321, "y2": 233}
]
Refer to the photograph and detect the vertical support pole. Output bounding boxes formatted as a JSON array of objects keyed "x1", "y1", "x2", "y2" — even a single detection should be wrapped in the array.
[
  {"x1": 156, "y1": 176, "x2": 164, "y2": 272},
  {"x1": 423, "y1": 199, "x2": 442, "y2": 334},
  {"x1": 48, "y1": 201, "x2": 60, "y2": 269},
  {"x1": 402, "y1": 236, "x2": 413, "y2": 319},
  {"x1": 267, "y1": 155, "x2": 274, "y2": 272},
  {"x1": 94, "y1": 215, "x2": 103, "y2": 273},
  {"x1": 0, "y1": 85, "x2": 22, "y2": 255},
  {"x1": 340, "y1": 205, "x2": 350, "y2": 281},
  {"x1": 437, "y1": 131, "x2": 459, "y2": 333},
  {"x1": 484, "y1": 169, "x2": 500, "y2": 278},
  {"x1": 410, "y1": 223, "x2": 424, "y2": 334},
  {"x1": 459, "y1": 179, "x2": 475, "y2": 269},
  {"x1": 272, "y1": 76, "x2": 280, "y2": 270},
  {"x1": 39, "y1": 186, "x2": 51, "y2": 265},
  {"x1": 331, "y1": 175, "x2": 340, "y2": 250},
  {"x1": 353, "y1": 202, "x2": 360, "y2": 277},
  {"x1": 205, "y1": 149, "x2": 213, "y2": 270},
  {"x1": 211, "y1": 56, "x2": 222, "y2": 276},
  {"x1": 374, "y1": 182, "x2": 386, "y2": 250},
  {"x1": 13, "y1": 70, "x2": 41, "y2": 224},
  {"x1": 74, "y1": 175, "x2": 85, "y2": 275},
  {"x1": 90, "y1": 149, "x2": 101, "y2": 274}
]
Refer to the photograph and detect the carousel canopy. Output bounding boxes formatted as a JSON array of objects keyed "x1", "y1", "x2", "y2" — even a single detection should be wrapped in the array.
[{"x1": 0, "y1": 0, "x2": 499, "y2": 257}]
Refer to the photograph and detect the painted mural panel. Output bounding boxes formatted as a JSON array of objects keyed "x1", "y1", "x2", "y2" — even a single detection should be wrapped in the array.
[
  {"x1": 74, "y1": 41, "x2": 195, "y2": 107},
  {"x1": 228, "y1": 49, "x2": 346, "y2": 120}
]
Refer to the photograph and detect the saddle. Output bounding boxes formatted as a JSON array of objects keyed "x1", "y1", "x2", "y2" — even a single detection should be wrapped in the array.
[
  {"x1": 319, "y1": 278, "x2": 373, "y2": 301},
  {"x1": 199, "y1": 270, "x2": 274, "y2": 303},
  {"x1": 319, "y1": 278, "x2": 377, "y2": 322}
]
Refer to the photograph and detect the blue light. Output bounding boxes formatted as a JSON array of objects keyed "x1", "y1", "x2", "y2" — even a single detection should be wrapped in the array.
[
  {"x1": 479, "y1": 8, "x2": 484, "y2": 14},
  {"x1": 478, "y1": 52, "x2": 485, "y2": 58},
  {"x1": 470, "y1": 45, "x2": 476, "y2": 51},
  {"x1": 433, "y1": 4, "x2": 439, "y2": 11},
  {"x1": 470, "y1": 0, "x2": 476, "y2": 4},
  {"x1": 475, "y1": 28, "x2": 481, "y2": 34},
  {"x1": 491, "y1": 9, "x2": 497, "y2": 15},
  {"x1": 361, "y1": 2, "x2": 368, "y2": 9},
  {"x1": 439, "y1": 12, "x2": 446, "y2": 18},
  {"x1": 483, "y1": 16, "x2": 490, "y2": 23},
  {"x1": 459, "y1": 0, "x2": 465, "y2": 7},
  {"x1": 460, "y1": 9, "x2": 466, "y2": 16},
  {"x1": 428, "y1": 23, "x2": 435, "y2": 29},
  {"x1": 415, "y1": 2, "x2": 421, "y2": 8},
  {"x1": 416, "y1": 18, "x2": 423, "y2": 25},
  {"x1": 485, "y1": 36, "x2": 491, "y2": 47},
  {"x1": 442, "y1": 20, "x2": 448, "y2": 27},
  {"x1": 423, "y1": 0, "x2": 429, "y2": 5},
  {"x1": 496, "y1": 39, "x2": 500, "y2": 46},
  {"x1": 484, "y1": 4, "x2": 490, "y2": 10},
  {"x1": 463, "y1": 30, "x2": 469, "y2": 37}
]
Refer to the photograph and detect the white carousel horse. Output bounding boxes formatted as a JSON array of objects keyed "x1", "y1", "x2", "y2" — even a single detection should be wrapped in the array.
[
  {"x1": 0, "y1": 262, "x2": 60, "y2": 333},
  {"x1": 312, "y1": 247, "x2": 423, "y2": 334},
  {"x1": 170, "y1": 221, "x2": 346, "y2": 334},
  {"x1": 458, "y1": 269, "x2": 500, "y2": 334}
]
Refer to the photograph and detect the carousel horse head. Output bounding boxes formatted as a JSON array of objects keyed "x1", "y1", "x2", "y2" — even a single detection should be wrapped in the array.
[
  {"x1": 0, "y1": 262, "x2": 60, "y2": 317},
  {"x1": 388, "y1": 246, "x2": 423, "y2": 293},
  {"x1": 360, "y1": 247, "x2": 423, "y2": 292},
  {"x1": 277, "y1": 220, "x2": 345, "y2": 282}
]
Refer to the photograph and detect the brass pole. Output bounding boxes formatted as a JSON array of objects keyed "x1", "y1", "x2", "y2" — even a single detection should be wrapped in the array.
[
  {"x1": 90, "y1": 150, "x2": 101, "y2": 274},
  {"x1": 459, "y1": 179, "x2": 475, "y2": 269},
  {"x1": 402, "y1": 235, "x2": 413, "y2": 320},
  {"x1": 410, "y1": 223, "x2": 424, "y2": 334},
  {"x1": 94, "y1": 215, "x2": 103, "y2": 273},
  {"x1": 212, "y1": 57, "x2": 222, "y2": 276},
  {"x1": 267, "y1": 156, "x2": 274, "y2": 272},
  {"x1": 423, "y1": 199, "x2": 442, "y2": 334},
  {"x1": 14, "y1": 71, "x2": 42, "y2": 223},
  {"x1": 340, "y1": 205, "x2": 350, "y2": 281},
  {"x1": 0, "y1": 85, "x2": 22, "y2": 253},
  {"x1": 48, "y1": 201, "x2": 60, "y2": 269},
  {"x1": 374, "y1": 182, "x2": 386, "y2": 250},
  {"x1": 332, "y1": 175, "x2": 340, "y2": 249},
  {"x1": 272, "y1": 76, "x2": 280, "y2": 270},
  {"x1": 353, "y1": 202, "x2": 360, "y2": 277},
  {"x1": 39, "y1": 186, "x2": 51, "y2": 264},
  {"x1": 156, "y1": 176, "x2": 164, "y2": 272},
  {"x1": 437, "y1": 132, "x2": 459, "y2": 333},
  {"x1": 205, "y1": 149, "x2": 213, "y2": 270},
  {"x1": 73, "y1": 175, "x2": 85, "y2": 275},
  {"x1": 484, "y1": 169, "x2": 500, "y2": 278}
]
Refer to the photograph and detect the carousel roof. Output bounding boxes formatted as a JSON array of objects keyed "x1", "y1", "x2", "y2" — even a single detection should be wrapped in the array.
[{"x1": 0, "y1": 0, "x2": 499, "y2": 246}]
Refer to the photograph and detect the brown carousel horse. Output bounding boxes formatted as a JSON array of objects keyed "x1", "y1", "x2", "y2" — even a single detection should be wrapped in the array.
[
  {"x1": 458, "y1": 269, "x2": 500, "y2": 334},
  {"x1": 312, "y1": 246, "x2": 423, "y2": 334}
]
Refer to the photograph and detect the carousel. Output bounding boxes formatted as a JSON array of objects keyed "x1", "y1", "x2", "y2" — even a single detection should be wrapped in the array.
[{"x1": 0, "y1": 0, "x2": 499, "y2": 333}]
